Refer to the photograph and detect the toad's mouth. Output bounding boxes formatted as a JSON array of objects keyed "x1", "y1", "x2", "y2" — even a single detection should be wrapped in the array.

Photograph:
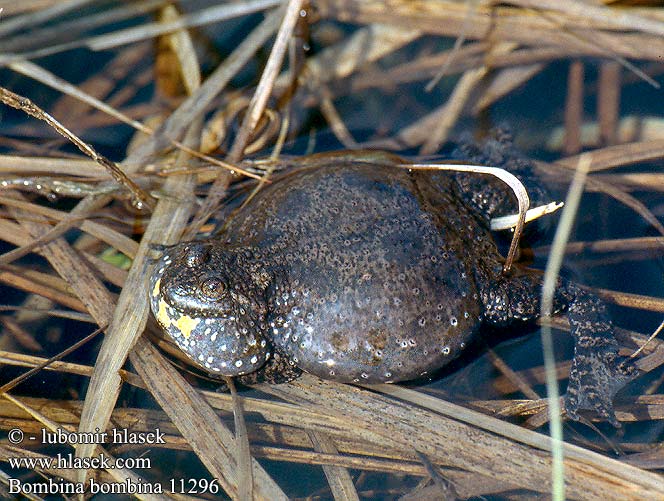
[{"x1": 149, "y1": 276, "x2": 270, "y2": 377}]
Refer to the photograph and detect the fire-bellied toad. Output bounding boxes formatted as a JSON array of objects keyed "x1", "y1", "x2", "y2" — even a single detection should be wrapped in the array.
[{"x1": 149, "y1": 147, "x2": 638, "y2": 425}]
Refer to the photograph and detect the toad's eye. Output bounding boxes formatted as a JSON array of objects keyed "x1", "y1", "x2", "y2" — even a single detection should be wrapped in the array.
[
  {"x1": 185, "y1": 246, "x2": 210, "y2": 268},
  {"x1": 200, "y1": 277, "x2": 226, "y2": 299}
]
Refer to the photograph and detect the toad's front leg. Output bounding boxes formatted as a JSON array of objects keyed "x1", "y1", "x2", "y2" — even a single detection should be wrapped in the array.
[{"x1": 479, "y1": 271, "x2": 639, "y2": 426}]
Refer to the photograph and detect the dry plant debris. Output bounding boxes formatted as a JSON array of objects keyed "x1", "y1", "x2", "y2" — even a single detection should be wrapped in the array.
[{"x1": 0, "y1": 0, "x2": 663, "y2": 499}]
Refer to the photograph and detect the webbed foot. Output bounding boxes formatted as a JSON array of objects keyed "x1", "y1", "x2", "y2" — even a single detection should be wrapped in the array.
[
  {"x1": 478, "y1": 272, "x2": 640, "y2": 426},
  {"x1": 563, "y1": 335, "x2": 639, "y2": 427}
]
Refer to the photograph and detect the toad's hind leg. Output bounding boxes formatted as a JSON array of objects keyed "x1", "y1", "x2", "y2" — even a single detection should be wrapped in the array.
[
  {"x1": 562, "y1": 282, "x2": 639, "y2": 426},
  {"x1": 479, "y1": 271, "x2": 639, "y2": 426},
  {"x1": 451, "y1": 130, "x2": 553, "y2": 223}
]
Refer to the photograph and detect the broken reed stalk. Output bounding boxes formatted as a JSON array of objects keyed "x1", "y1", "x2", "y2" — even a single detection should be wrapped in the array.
[{"x1": 564, "y1": 61, "x2": 584, "y2": 155}]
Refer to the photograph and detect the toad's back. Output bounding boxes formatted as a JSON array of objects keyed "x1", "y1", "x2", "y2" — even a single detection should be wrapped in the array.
[{"x1": 221, "y1": 163, "x2": 488, "y2": 382}]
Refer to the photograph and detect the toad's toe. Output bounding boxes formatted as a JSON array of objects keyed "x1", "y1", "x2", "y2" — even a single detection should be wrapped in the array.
[{"x1": 563, "y1": 349, "x2": 638, "y2": 428}]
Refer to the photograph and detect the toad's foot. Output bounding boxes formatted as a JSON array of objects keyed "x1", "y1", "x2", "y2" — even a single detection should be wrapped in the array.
[
  {"x1": 564, "y1": 346, "x2": 638, "y2": 427},
  {"x1": 479, "y1": 271, "x2": 639, "y2": 426},
  {"x1": 563, "y1": 284, "x2": 639, "y2": 427}
]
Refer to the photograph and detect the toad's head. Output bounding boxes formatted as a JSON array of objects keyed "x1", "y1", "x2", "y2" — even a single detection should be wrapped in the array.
[{"x1": 149, "y1": 241, "x2": 272, "y2": 376}]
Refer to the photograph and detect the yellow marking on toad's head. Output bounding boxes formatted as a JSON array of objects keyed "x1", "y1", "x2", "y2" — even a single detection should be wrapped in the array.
[
  {"x1": 152, "y1": 277, "x2": 161, "y2": 298},
  {"x1": 157, "y1": 298, "x2": 172, "y2": 328},
  {"x1": 174, "y1": 314, "x2": 201, "y2": 339}
]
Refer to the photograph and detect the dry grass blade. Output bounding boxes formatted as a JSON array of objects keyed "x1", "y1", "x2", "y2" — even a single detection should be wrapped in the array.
[
  {"x1": 539, "y1": 236, "x2": 664, "y2": 255},
  {"x1": 74, "y1": 117, "x2": 197, "y2": 485},
  {"x1": 0, "y1": 351, "x2": 143, "y2": 387},
  {"x1": 0, "y1": 393, "x2": 407, "y2": 465},
  {"x1": 490, "y1": 202, "x2": 563, "y2": 231},
  {"x1": 0, "y1": 325, "x2": 104, "y2": 395},
  {"x1": 0, "y1": 306, "x2": 92, "y2": 323},
  {"x1": 280, "y1": 22, "x2": 420, "y2": 92},
  {"x1": 0, "y1": 0, "x2": 283, "y2": 65},
  {"x1": 541, "y1": 153, "x2": 592, "y2": 500},
  {"x1": 598, "y1": 61, "x2": 621, "y2": 145},
  {"x1": 425, "y1": 0, "x2": 476, "y2": 91},
  {"x1": 74, "y1": 7, "x2": 203, "y2": 479},
  {"x1": 585, "y1": 175, "x2": 664, "y2": 236},
  {"x1": 0, "y1": 0, "x2": 93, "y2": 39},
  {"x1": 8, "y1": 59, "x2": 157, "y2": 143},
  {"x1": 3, "y1": 3, "x2": 164, "y2": 56},
  {"x1": 0, "y1": 265, "x2": 86, "y2": 312},
  {"x1": 406, "y1": 163, "x2": 529, "y2": 273},
  {"x1": 0, "y1": 87, "x2": 154, "y2": 210},
  {"x1": 308, "y1": 431, "x2": 360, "y2": 501},
  {"x1": 488, "y1": 350, "x2": 541, "y2": 400},
  {"x1": 9, "y1": 59, "x2": 263, "y2": 180},
  {"x1": 0, "y1": 1, "x2": 53, "y2": 16},
  {"x1": 184, "y1": 4, "x2": 298, "y2": 236},
  {"x1": 2, "y1": 394, "x2": 170, "y2": 501},
  {"x1": 6, "y1": 190, "x2": 116, "y2": 323},
  {"x1": 632, "y1": 320, "x2": 664, "y2": 359},
  {"x1": 542, "y1": 159, "x2": 664, "y2": 236},
  {"x1": 595, "y1": 288, "x2": 664, "y2": 313},
  {"x1": 594, "y1": 172, "x2": 664, "y2": 193},
  {"x1": 319, "y1": 87, "x2": 359, "y2": 149},
  {"x1": 556, "y1": 139, "x2": 664, "y2": 171},
  {"x1": 0, "y1": 194, "x2": 138, "y2": 265},
  {"x1": 473, "y1": 63, "x2": 546, "y2": 112},
  {"x1": 0, "y1": 316, "x2": 42, "y2": 351},
  {"x1": 563, "y1": 61, "x2": 584, "y2": 155},
  {"x1": 420, "y1": 66, "x2": 487, "y2": 155},
  {"x1": 128, "y1": 9, "x2": 283, "y2": 169},
  {"x1": 130, "y1": 337, "x2": 288, "y2": 500},
  {"x1": 315, "y1": 0, "x2": 664, "y2": 62},
  {"x1": 508, "y1": 0, "x2": 664, "y2": 37},
  {"x1": 228, "y1": 0, "x2": 305, "y2": 162},
  {"x1": 89, "y1": 0, "x2": 280, "y2": 52},
  {"x1": 0, "y1": 155, "x2": 107, "y2": 176},
  {"x1": 412, "y1": 451, "x2": 459, "y2": 500},
  {"x1": 262, "y1": 376, "x2": 664, "y2": 499},
  {"x1": 225, "y1": 377, "x2": 254, "y2": 501},
  {"x1": 420, "y1": 42, "x2": 516, "y2": 154},
  {"x1": 156, "y1": 4, "x2": 201, "y2": 97}
]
